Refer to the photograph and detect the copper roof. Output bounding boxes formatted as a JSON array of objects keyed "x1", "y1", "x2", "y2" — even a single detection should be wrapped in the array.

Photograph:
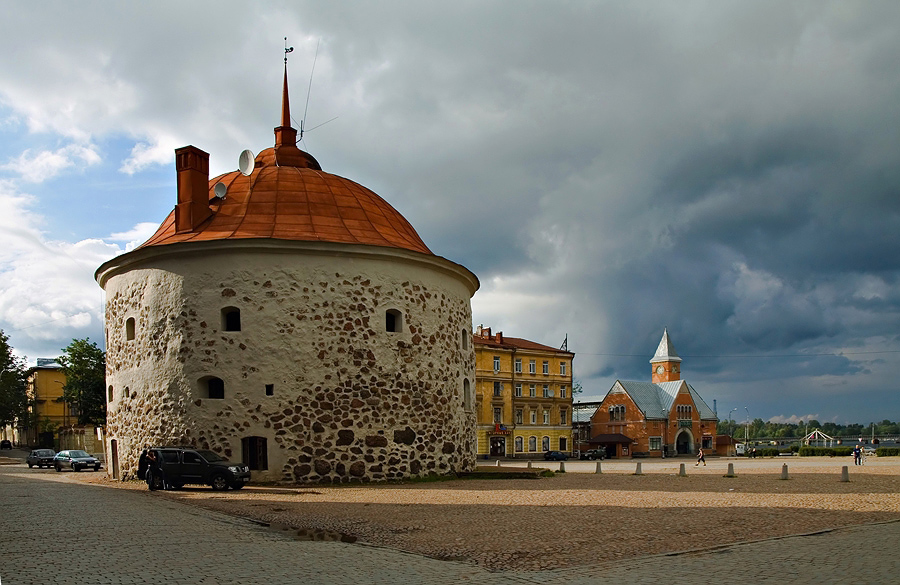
[
  {"x1": 139, "y1": 157, "x2": 432, "y2": 255},
  {"x1": 138, "y1": 65, "x2": 432, "y2": 256}
]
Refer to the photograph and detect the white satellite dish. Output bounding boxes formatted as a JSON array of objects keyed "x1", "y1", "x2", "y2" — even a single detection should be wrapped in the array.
[
  {"x1": 213, "y1": 182, "x2": 227, "y2": 199},
  {"x1": 238, "y1": 149, "x2": 255, "y2": 176}
]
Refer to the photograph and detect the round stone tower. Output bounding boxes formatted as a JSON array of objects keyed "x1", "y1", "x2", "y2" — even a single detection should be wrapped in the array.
[{"x1": 96, "y1": 69, "x2": 479, "y2": 483}]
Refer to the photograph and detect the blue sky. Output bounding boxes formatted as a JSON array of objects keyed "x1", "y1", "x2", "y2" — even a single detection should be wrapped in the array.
[{"x1": 1, "y1": 1, "x2": 899, "y2": 425}]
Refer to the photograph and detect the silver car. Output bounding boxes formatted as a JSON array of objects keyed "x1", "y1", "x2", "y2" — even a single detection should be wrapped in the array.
[
  {"x1": 54, "y1": 450, "x2": 101, "y2": 472},
  {"x1": 27, "y1": 449, "x2": 57, "y2": 468}
]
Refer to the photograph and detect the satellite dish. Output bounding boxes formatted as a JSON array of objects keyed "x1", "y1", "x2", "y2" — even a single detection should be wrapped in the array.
[
  {"x1": 213, "y1": 182, "x2": 227, "y2": 199},
  {"x1": 238, "y1": 149, "x2": 255, "y2": 176}
]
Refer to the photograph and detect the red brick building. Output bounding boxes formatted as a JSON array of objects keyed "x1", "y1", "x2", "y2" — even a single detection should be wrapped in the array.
[{"x1": 589, "y1": 329, "x2": 717, "y2": 458}]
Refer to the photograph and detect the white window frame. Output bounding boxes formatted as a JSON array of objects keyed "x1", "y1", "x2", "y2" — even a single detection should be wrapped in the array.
[
  {"x1": 493, "y1": 381, "x2": 503, "y2": 397},
  {"x1": 529, "y1": 384, "x2": 536, "y2": 397},
  {"x1": 529, "y1": 360, "x2": 536, "y2": 374},
  {"x1": 560, "y1": 361, "x2": 567, "y2": 375},
  {"x1": 514, "y1": 358, "x2": 522, "y2": 373},
  {"x1": 515, "y1": 436, "x2": 524, "y2": 452},
  {"x1": 560, "y1": 408, "x2": 567, "y2": 425},
  {"x1": 493, "y1": 356, "x2": 500, "y2": 372},
  {"x1": 542, "y1": 360, "x2": 549, "y2": 375},
  {"x1": 493, "y1": 407, "x2": 502, "y2": 423},
  {"x1": 559, "y1": 385, "x2": 567, "y2": 399},
  {"x1": 542, "y1": 385, "x2": 550, "y2": 398},
  {"x1": 514, "y1": 383, "x2": 522, "y2": 397},
  {"x1": 649, "y1": 436, "x2": 662, "y2": 451}
]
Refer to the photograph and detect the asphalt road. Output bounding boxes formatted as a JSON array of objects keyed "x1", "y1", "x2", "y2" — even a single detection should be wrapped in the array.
[{"x1": 2, "y1": 457, "x2": 899, "y2": 584}]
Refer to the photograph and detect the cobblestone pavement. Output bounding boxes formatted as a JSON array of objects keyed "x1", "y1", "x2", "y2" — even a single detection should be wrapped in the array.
[{"x1": 2, "y1": 462, "x2": 898, "y2": 584}]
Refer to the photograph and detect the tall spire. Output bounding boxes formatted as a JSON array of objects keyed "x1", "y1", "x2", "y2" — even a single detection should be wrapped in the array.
[
  {"x1": 650, "y1": 327, "x2": 681, "y2": 364},
  {"x1": 281, "y1": 64, "x2": 291, "y2": 129}
]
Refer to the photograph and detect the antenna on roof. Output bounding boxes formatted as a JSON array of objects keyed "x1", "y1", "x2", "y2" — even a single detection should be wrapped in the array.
[{"x1": 299, "y1": 39, "x2": 319, "y2": 142}]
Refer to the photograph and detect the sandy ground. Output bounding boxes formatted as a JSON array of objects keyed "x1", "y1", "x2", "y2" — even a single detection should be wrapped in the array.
[{"x1": 18, "y1": 455, "x2": 900, "y2": 572}]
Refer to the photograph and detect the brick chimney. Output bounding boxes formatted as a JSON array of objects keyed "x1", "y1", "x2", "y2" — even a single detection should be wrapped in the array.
[
  {"x1": 495, "y1": 332, "x2": 503, "y2": 343},
  {"x1": 174, "y1": 145, "x2": 211, "y2": 234}
]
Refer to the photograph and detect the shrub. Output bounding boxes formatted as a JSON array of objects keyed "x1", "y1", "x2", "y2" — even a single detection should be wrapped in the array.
[
  {"x1": 759, "y1": 448, "x2": 780, "y2": 457},
  {"x1": 798, "y1": 446, "x2": 853, "y2": 457},
  {"x1": 876, "y1": 447, "x2": 899, "y2": 457}
]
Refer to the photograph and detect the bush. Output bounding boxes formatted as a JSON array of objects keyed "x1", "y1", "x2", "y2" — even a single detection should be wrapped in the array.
[
  {"x1": 798, "y1": 446, "x2": 853, "y2": 457},
  {"x1": 876, "y1": 447, "x2": 899, "y2": 457},
  {"x1": 759, "y1": 448, "x2": 780, "y2": 457}
]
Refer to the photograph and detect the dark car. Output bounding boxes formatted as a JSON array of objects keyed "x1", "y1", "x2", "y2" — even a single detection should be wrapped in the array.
[
  {"x1": 543, "y1": 450, "x2": 568, "y2": 461},
  {"x1": 27, "y1": 449, "x2": 57, "y2": 468},
  {"x1": 138, "y1": 447, "x2": 250, "y2": 491},
  {"x1": 0, "y1": 439, "x2": 12, "y2": 449},
  {"x1": 579, "y1": 449, "x2": 604, "y2": 461},
  {"x1": 54, "y1": 450, "x2": 101, "y2": 472}
]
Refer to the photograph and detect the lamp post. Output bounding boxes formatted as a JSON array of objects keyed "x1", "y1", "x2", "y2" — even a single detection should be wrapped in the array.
[
  {"x1": 744, "y1": 407, "x2": 750, "y2": 444},
  {"x1": 729, "y1": 408, "x2": 737, "y2": 436}
]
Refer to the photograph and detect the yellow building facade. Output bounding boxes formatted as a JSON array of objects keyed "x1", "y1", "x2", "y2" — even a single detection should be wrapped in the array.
[
  {"x1": 473, "y1": 326, "x2": 574, "y2": 458},
  {"x1": 24, "y1": 359, "x2": 68, "y2": 445}
]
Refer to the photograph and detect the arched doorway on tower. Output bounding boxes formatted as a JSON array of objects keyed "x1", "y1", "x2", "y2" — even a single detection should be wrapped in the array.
[{"x1": 675, "y1": 429, "x2": 694, "y2": 454}]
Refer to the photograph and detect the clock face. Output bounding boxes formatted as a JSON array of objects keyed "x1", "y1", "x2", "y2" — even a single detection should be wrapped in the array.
[{"x1": 656, "y1": 365, "x2": 664, "y2": 374}]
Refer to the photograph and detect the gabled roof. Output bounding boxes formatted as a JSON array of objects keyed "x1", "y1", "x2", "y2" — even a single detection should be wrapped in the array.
[
  {"x1": 473, "y1": 334, "x2": 574, "y2": 356},
  {"x1": 608, "y1": 379, "x2": 717, "y2": 420}
]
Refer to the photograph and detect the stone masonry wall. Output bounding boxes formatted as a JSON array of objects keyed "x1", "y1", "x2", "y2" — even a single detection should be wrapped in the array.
[{"x1": 103, "y1": 246, "x2": 477, "y2": 483}]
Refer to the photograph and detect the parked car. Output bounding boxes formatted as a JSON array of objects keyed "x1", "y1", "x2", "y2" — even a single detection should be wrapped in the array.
[
  {"x1": 54, "y1": 450, "x2": 101, "y2": 472},
  {"x1": 27, "y1": 449, "x2": 57, "y2": 468},
  {"x1": 543, "y1": 450, "x2": 568, "y2": 461},
  {"x1": 138, "y1": 446, "x2": 250, "y2": 491},
  {"x1": 579, "y1": 449, "x2": 604, "y2": 461},
  {"x1": 0, "y1": 439, "x2": 12, "y2": 449}
]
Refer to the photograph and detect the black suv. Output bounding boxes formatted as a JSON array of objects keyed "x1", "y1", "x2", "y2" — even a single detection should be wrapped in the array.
[
  {"x1": 138, "y1": 447, "x2": 250, "y2": 491},
  {"x1": 579, "y1": 449, "x2": 605, "y2": 461}
]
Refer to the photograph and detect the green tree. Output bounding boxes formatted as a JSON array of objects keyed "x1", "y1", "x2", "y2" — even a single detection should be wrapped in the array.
[
  {"x1": 0, "y1": 330, "x2": 28, "y2": 429},
  {"x1": 58, "y1": 338, "x2": 106, "y2": 426}
]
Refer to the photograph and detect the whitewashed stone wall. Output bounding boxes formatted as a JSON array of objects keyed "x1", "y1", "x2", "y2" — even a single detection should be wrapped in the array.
[{"x1": 100, "y1": 241, "x2": 478, "y2": 483}]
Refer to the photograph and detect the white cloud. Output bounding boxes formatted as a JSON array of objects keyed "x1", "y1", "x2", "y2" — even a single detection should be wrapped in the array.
[
  {"x1": 109, "y1": 222, "x2": 159, "y2": 251},
  {"x1": 4, "y1": 143, "x2": 101, "y2": 183},
  {"x1": 767, "y1": 414, "x2": 822, "y2": 425}
]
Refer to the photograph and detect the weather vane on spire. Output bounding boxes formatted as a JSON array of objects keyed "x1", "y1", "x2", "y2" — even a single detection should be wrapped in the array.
[{"x1": 284, "y1": 37, "x2": 294, "y2": 65}]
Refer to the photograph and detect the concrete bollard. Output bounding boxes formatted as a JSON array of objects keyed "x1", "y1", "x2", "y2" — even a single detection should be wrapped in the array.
[
  {"x1": 724, "y1": 462, "x2": 737, "y2": 478},
  {"x1": 780, "y1": 464, "x2": 789, "y2": 480},
  {"x1": 496, "y1": 459, "x2": 501, "y2": 467},
  {"x1": 679, "y1": 463, "x2": 686, "y2": 477},
  {"x1": 841, "y1": 465, "x2": 850, "y2": 482},
  {"x1": 559, "y1": 461, "x2": 566, "y2": 473},
  {"x1": 634, "y1": 462, "x2": 643, "y2": 475},
  {"x1": 595, "y1": 461, "x2": 602, "y2": 474},
  {"x1": 527, "y1": 460, "x2": 532, "y2": 469}
]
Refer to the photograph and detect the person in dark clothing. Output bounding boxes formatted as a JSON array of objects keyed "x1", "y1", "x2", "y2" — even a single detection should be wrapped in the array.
[
  {"x1": 695, "y1": 448, "x2": 706, "y2": 466},
  {"x1": 853, "y1": 444, "x2": 862, "y2": 466}
]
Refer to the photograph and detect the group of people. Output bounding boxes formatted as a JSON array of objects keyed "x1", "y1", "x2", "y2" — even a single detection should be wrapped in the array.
[
  {"x1": 138, "y1": 447, "x2": 170, "y2": 490},
  {"x1": 853, "y1": 443, "x2": 867, "y2": 466}
]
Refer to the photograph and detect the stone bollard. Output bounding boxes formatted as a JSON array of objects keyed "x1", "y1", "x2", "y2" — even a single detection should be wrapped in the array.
[
  {"x1": 679, "y1": 463, "x2": 686, "y2": 477},
  {"x1": 496, "y1": 459, "x2": 501, "y2": 467},
  {"x1": 780, "y1": 464, "x2": 789, "y2": 480},
  {"x1": 633, "y1": 462, "x2": 643, "y2": 475},
  {"x1": 841, "y1": 465, "x2": 850, "y2": 482},
  {"x1": 595, "y1": 460, "x2": 602, "y2": 474},
  {"x1": 559, "y1": 461, "x2": 566, "y2": 473},
  {"x1": 527, "y1": 460, "x2": 532, "y2": 469},
  {"x1": 724, "y1": 463, "x2": 737, "y2": 478}
]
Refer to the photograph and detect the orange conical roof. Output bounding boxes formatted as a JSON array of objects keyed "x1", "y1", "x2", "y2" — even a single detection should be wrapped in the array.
[{"x1": 138, "y1": 66, "x2": 432, "y2": 256}]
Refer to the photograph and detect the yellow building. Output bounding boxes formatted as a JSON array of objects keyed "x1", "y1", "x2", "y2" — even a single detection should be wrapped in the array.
[
  {"x1": 24, "y1": 358, "x2": 68, "y2": 445},
  {"x1": 473, "y1": 326, "x2": 574, "y2": 458}
]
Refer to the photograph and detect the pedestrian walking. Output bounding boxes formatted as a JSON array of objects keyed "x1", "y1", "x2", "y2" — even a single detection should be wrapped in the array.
[
  {"x1": 853, "y1": 444, "x2": 861, "y2": 466},
  {"x1": 695, "y1": 448, "x2": 706, "y2": 466}
]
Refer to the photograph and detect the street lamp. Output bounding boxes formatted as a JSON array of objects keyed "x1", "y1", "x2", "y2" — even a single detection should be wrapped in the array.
[{"x1": 744, "y1": 407, "x2": 750, "y2": 444}]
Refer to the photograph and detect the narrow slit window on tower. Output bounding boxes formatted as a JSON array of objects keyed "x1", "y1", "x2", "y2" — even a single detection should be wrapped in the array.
[
  {"x1": 265, "y1": 384, "x2": 274, "y2": 396},
  {"x1": 221, "y1": 307, "x2": 241, "y2": 332},
  {"x1": 125, "y1": 317, "x2": 135, "y2": 341},
  {"x1": 385, "y1": 309, "x2": 402, "y2": 333},
  {"x1": 108, "y1": 386, "x2": 114, "y2": 403}
]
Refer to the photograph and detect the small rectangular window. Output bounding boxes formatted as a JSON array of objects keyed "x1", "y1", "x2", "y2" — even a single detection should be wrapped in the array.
[
  {"x1": 560, "y1": 408, "x2": 567, "y2": 425},
  {"x1": 529, "y1": 360, "x2": 536, "y2": 374},
  {"x1": 493, "y1": 407, "x2": 502, "y2": 423},
  {"x1": 493, "y1": 356, "x2": 501, "y2": 372},
  {"x1": 514, "y1": 383, "x2": 522, "y2": 397},
  {"x1": 542, "y1": 385, "x2": 550, "y2": 398},
  {"x1": 560, "y1": 362, "x2": 567, "y2": 375},
  {"x1": 529, "y1": 384, "x2": 536, "y2": 397},
  {"x1": 542, "y1": 361, "x2": 549, "y2": 374},
  {"x1": 493, "y1": 381, "x2": 502, "y2": 397},
  {"x1": 265, "y1": 384, "x2": 274, "y2": 396},
  {"x1": 560, "y1": 385, "x2": 567, "y2": 399},
  {"x1": 649, "y1": 437, "x2": 662, "y2": 450},
  {"x1": 514, "y1": 358, "x2": 522, "y2": 373}
]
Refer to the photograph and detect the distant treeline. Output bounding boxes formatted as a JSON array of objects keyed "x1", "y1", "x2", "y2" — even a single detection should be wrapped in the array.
[{"x1": 717, "y1": 418, "x2": 899, "y2": 440}]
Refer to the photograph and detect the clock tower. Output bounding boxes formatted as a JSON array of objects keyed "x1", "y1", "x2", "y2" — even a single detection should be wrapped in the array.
[{"x1": 650, "y1": 328, "x2": 682, "y2": 383}]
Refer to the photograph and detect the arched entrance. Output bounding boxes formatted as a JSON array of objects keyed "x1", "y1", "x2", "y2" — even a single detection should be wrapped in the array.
[
  {"x1": 490, "y1": 436, "x2": 506, "y2": 456},
  {"x1": 675, "y1": 429, "x2": 694, "y2": 454}
]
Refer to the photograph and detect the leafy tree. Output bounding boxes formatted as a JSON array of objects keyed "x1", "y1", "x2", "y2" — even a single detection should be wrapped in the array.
[
  {"x1": 58, "y1": 338, "x2": 106, "y2": 426},
  {"x1": 0, "y1": 330, "x2": 28, "y2": 429}
]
